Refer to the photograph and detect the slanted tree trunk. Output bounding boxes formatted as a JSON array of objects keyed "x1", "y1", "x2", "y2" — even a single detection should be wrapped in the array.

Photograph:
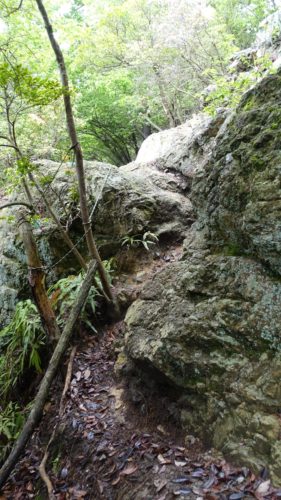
[
  {"x1": 27, "y1": 172, "x2": 108, "y2": 301},
  {"x1": 0, "y1": 262, "x2": 97, "y2": 489},
  {"x1": 18, "y1": 211, "x2": 60, "y2": 344},
  {"x1": 28, "y1": 172, "x2": 87, "y2": 272},
  {"x1": 35, "y1": 0, "x2": 115, "y2": 307}
]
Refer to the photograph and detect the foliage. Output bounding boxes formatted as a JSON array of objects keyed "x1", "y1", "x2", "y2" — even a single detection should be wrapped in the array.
[
  {"x1": 48, "y1": 271, "x2": 99, "y2": 331},
  {"x1": 210, "y1": 0, "x2": 274, "y2": 48},
  {"x1": 78, "y1": 70, "x2": 145, "y2": 165},
  {"x1": 68, "y1": 0, "x2": 237, "y2": 161},
  {"x1": 204, "y1": 55, "x2": 275, "y2": 114},
  {"x1": 0, "y1": 258, "x2": 115, "y2": 455},
  {"x1": 0, "y1": 51, "x2": 66, "y2": 180},
  {"x1": 0, "y1": 402, "x2": 25, "y2": 460},
  {"x1": 0, "y1": 300, "x2": 44, "y2": 401},
  {"x1": 0, "y1": 61, "x2": 62, "y2": 106},
  {"x1": 0, "y1": 257, "x2": 115, "y2": 402},
  {"x1": 121, "y1": 231, "x2": 159, "y2": 251},
  {"x1": 48, "y1": 260, "x2": 115, "y2": 330},
  {"x1": 0, "y1": 0, "x2": 272, "y2": 166}
]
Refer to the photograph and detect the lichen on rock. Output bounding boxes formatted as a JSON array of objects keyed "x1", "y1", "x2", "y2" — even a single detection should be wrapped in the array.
[{"x1": 123, "y1": 69, "x2": 281, "y2": 483}]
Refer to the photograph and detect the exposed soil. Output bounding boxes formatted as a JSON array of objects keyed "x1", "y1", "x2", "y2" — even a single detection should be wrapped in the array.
[{"x1": 1, "y1": 246, "x2": 281, "y2": 500}]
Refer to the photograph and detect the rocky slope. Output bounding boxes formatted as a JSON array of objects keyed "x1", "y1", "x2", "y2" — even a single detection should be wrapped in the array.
[
  {"x1": 123, "y1": 70, "x2": 281, "y2": 483},
  {"x1": 0, "y1": 114, "x2": 212, "y2": 326},
  {"x1": 1, "y1": 31, "x2": 281, "y2": 487}
]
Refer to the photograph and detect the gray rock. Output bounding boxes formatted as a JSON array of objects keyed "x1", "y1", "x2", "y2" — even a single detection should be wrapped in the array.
[
  {"x1": 135, "y1": 112, "x2": 226, "y2": 179},
  {"x1": 123, "y1": 69, "x2": 281, "y2": 483},
  {"x1": 0, "y1": 158, "x2": 193, "y2": 326},
  {"x1": 192, "y1": 71, "x2": 281, "y2": 275}
]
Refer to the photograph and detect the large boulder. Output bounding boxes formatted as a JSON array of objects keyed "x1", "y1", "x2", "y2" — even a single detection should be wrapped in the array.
[
  {"x1": 123, "y1": 71, "x2": 281, "y2": 483},
  {"x1": 135, "y1": 112, "x2": 226, "y2": 180},
  {"x1": 0, "y1": 157, "x2": 193, "y2": 326}
]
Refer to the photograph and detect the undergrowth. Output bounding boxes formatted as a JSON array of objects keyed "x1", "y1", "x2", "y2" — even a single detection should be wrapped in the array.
[{"x1": 0, "y1": 261, "x2": 115, "y2": 461}]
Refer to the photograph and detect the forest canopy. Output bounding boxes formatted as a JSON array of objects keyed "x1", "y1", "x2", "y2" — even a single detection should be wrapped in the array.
[{"x1": 0, "y1": 0, "x2": 278, "y2": 167}]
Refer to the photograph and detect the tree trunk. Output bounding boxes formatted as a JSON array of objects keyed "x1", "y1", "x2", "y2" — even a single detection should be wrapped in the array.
[
  {"x1": 28, "y1": 172, "x2": 87, "y2": 272},
  {"x1": 35, "y1": 0, "x2": 115, "y2": 306},
  {"x1": 0, "y1": 262, "x2": 97, "y2": 490},
  {"x1": 27, "y1": 172, "x2": 108, "y2": 301},
  {"x1": 18, "y1": 211, "x2": 60, "y2": 344}
]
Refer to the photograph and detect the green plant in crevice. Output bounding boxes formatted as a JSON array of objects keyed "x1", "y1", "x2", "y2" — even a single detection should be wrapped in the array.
[
  {"x1": 121, "y1": 231, "x2": 159, "y2": 251},
  {"x1": 0, "y1": 299, "x2": 45, "y2": 401},
  {"x1": 204, "y1": 56, "x2": 275, "y2": 116}
]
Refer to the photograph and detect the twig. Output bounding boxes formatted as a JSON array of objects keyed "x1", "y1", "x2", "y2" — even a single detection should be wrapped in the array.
[
  {"x1": 39, "y1": 346, "x2": 77, "y2": 499},
  {"x1": 38, "y1": 453, "x2": 55, "y2": 500},
  {"x1": 59, "y1": 346, "x2": 77, "y2": 415},
  {"x1": 0, "y1": 202, "x2": 33, "y2": 211}
]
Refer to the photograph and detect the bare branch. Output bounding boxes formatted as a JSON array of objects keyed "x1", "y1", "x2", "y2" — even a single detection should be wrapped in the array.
[{"x1": 0, "y1": 202, "x2": 33, "y2": 211}]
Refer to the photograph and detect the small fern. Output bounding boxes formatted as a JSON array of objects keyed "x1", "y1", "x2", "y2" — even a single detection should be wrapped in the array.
[{"x1": 48, "y1": 270, "x2": 99, "y2": 332}]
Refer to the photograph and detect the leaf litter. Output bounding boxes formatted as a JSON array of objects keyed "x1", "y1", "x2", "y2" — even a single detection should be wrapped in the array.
[{"x1": 2, "y1": 246, "x2": 281, "y2": 499}]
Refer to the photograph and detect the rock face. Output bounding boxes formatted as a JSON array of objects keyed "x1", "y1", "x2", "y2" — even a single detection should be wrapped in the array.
[
  {"x1": 193, "y1": 72, "x2": 281, "y2": 275},
  {"x1": 0, "y1": 152, "x2": 195, "y2": 326},
  {"x1": 135, "y1": 113, "x2": 226, "y2": 179},
  {"x1": 124, "y1": 71, "x2": 281, "y2": 483}
]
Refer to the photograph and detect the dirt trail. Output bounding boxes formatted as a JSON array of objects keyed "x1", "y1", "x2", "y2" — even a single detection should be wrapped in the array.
[{"x1": 2, "y1": 247, "x2": 280, "y2": 499}]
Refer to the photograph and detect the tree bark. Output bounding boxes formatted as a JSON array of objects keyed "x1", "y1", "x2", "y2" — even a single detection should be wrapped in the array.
[
  {"x1": 35, "y1": 0, "x2": 115, "y2": 306},
  {"x1": 28, "y1": 172, "x2": 87, "y2": 272},
  {"x1": 0, "y1": 262, "x2": 97, "y2": 490},
  {"x1": 18, "y1": 211, "x2": 60, "y2": 344}
]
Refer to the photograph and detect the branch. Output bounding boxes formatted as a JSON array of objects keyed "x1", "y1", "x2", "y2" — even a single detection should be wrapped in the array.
[
  {"x1": 0, "y1": 261, "x2": 97, "y2": 489},
  {"x1": 0, "y1": 202, "x2": 33, "y2": 211},
  {"x1": 0, "y1": 143, "x2": 20, "y2": 151},
  {"x1": 3, "y1": 0, "x2": 24, "y2": 17}
]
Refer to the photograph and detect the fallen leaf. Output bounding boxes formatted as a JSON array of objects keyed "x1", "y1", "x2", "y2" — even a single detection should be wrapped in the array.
[
  {"x1": 84, "y1": 369, "x2": 91, "y2": 379},
  {"x1": 173, "y1": 488, "x2": 192, "y2": 496},
  {"x1": 203, "y1": 476, "x2": 216, "y2": 489},
  {"x1": 26, "y1": 482, "x2": 33, "y2": 492},
  {"x1": 172, "y1": 477, "x2": 191, "y2": 484},
  {"x1": 43, "y1": 402, "x2": 52, "y2": 412},
  {"x1": 255, "y1": 479, "x2": 271, "y2": 495},
  {"x1": 158, "y1": 454, "x2": 171, "y2": 465},
  {"x1": 157, "y1": 425, "x2": 167, "y2": 435},
  {"x1": 120, "y1": 464, "x2": 138, "y2": 476},
  {"x1": 174, "y1": 460, "x2": 187, "y2": 467},
  {"x1": 112, "y1": 475, "x2": 121, "y2": 486},
  {"x1": 154, "y1": 478, "x2": 168, "y2": 492},
  {"x1": 97, "y1": 480, "x2": 104, "y2": 494},
  {"x1": 60, "y1": 467, "x2": 68, "y2": 479},
  {"x1": 236, "y1": 475, "x2": 245, "y2": 484},
  {"x1": 192, "y1": 468, "x2": 205, "y2": 478},
  {"x1": 71, "y1": 489, "x2": 87, "y2": 499},
  {"x1": 229, "y1": 493, "x2": 244, "y2": 500},
  {"x1": 192, "y1": 487, "x2": 204, "y2": 495}
]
